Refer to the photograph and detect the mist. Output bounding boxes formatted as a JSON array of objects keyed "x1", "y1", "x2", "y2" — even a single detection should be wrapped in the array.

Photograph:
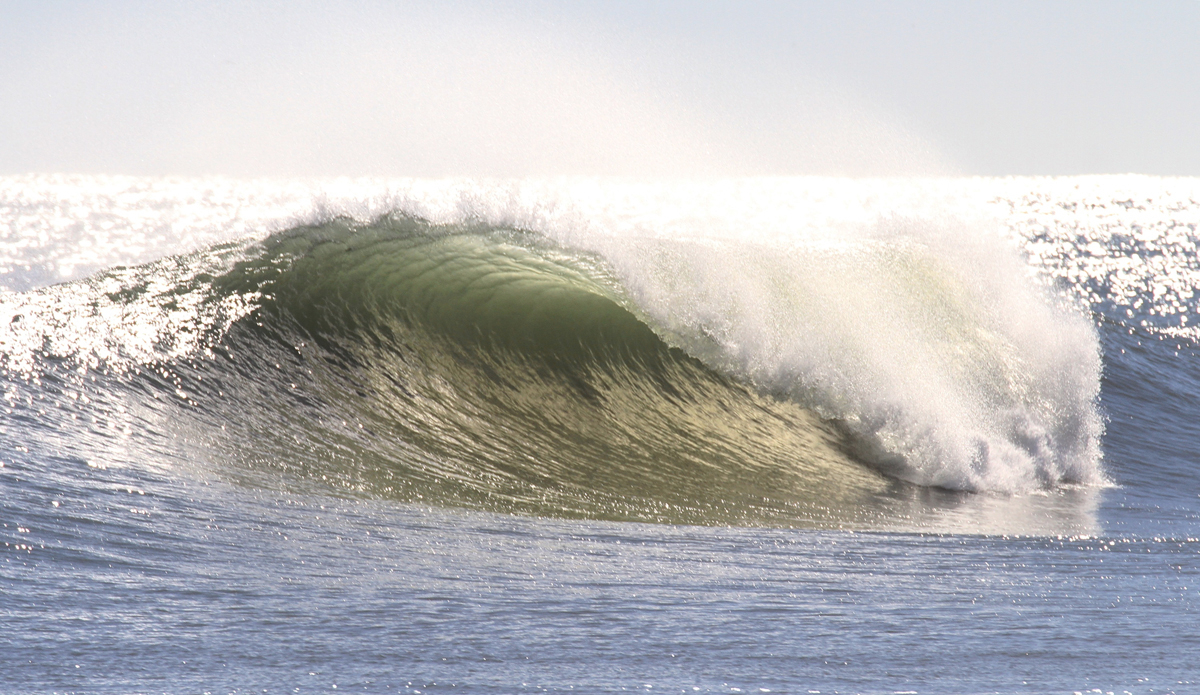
[{"x1": 0, "y1": 1, "x2": 950, "y2": 178}]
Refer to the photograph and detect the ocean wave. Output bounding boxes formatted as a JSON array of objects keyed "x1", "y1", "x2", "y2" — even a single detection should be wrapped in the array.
[{"x1": 0, "y1": 205, "x2": 1105, "y2": 528}]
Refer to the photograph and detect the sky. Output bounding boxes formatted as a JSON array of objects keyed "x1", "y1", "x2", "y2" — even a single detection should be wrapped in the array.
[{"x1": 1, "y1": 0, "x2": 1197, "y2": 178}]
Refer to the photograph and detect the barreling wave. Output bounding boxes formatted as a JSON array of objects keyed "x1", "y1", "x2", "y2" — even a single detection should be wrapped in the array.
[
  {"x1": 0, "y1": 204, "x2": 1106, "y2": 528},
  {"x1": 175, "y1": 216, "x2": 892, "y2": 526}
]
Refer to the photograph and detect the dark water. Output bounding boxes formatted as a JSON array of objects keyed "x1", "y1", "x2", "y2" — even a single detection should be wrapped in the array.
[{"x1": 2, "y1": 177, "x2": 1199, "y2": 694}]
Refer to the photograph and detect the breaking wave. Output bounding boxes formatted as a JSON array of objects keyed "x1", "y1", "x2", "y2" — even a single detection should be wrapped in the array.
[{"x1": 0, "y1": 178, "x2": 1112, "y2": 527}]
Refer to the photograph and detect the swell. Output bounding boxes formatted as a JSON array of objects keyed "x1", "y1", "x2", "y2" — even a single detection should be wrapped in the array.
[{"x1": 0, "y1": 211, "x2": 1105, "y2": 530}]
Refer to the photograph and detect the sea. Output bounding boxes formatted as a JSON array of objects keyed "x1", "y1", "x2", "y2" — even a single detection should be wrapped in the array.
[{"x1": 1, "y1": 174, "x2": 1197, "y2": 695}]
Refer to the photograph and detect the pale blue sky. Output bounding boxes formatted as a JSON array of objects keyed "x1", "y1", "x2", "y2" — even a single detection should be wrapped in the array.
[{"x1": 2, "y1": 0, "x2": 1197, "y2": 176}]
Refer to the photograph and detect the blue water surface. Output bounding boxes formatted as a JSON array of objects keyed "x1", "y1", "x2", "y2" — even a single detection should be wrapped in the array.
[{"x1": 2, "y1": 323, "x2": 1198, "y2": 695}]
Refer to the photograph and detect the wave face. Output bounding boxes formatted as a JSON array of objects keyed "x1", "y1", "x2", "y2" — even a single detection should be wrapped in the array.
[{"x1": 0, "y1": 177, "x2": 1111, "y2": 527}]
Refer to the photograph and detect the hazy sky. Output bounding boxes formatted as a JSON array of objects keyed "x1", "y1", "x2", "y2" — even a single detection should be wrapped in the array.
[{"x1": 2, "y1": 0, "x2": 1197, "y2": 177}]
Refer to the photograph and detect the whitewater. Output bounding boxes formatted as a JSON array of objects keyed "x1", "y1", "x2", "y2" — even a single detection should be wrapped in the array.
[{"x1": 3, "y1": 174, "x2": 1199, "y2": 694}]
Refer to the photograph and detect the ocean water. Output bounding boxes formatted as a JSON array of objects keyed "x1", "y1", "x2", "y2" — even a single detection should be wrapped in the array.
[{"x1": 1, "y1": 174, "x2": 1198, "y2": 694}]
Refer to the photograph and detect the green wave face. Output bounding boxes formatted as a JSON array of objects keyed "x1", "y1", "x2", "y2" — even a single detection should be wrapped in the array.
[{"x1": 180, "y1": 215, "x2": 912, "y2": 527}]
